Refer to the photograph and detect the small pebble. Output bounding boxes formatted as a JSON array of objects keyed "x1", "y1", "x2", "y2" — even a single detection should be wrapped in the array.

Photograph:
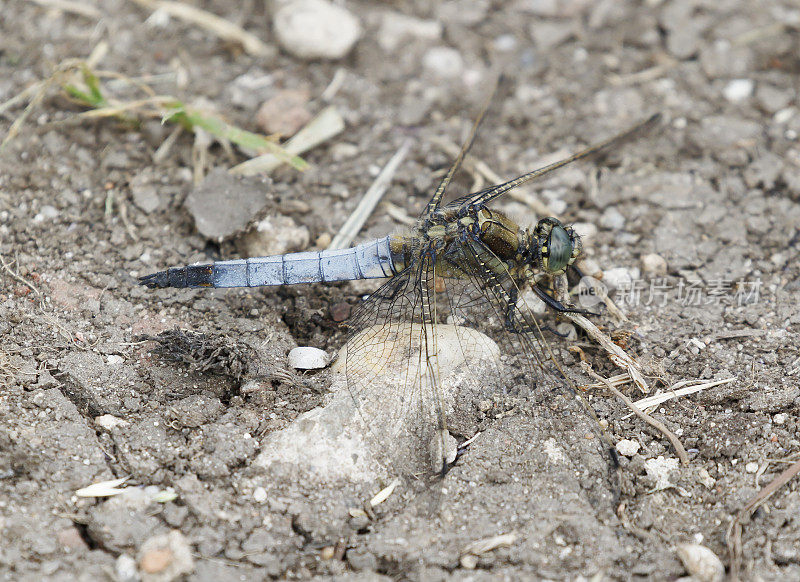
[
  {"x1": 601, "y1": 267, "x2": 639, "y2": 290},
  {"x1": 377, "y1": 12, "x2": 441, "y2": 52},
  {"x1": 137, "y1": 531, "x2": 194, "y2": 581},
  {"x1": 107, "y1": 354, "x2": 124, "y2": 366},
  {"x1": 140, "y1": 548, "x2": 172, "y2": 574},
  {"x1": 238, "y1": 215, "x2": 310, "y2": 257},
  {"x1": 774, "y1": 107, "x2": 795, "y2": 125},
  {"x1": 288, "y1": 347, "x2": 329, "y2": 370},
  {"x1": 130, "y1": 175, "x2": 160, "y2": 214},
  {"x1": 273, "y1": 0, "x2": 362, "y2": 60},
  {"x1": 422, "y1": 46, "x2": 464, "y2": 79},
  {"x1": 599, "y1": 207, "x2": 626, "y2": 230},
  {"x1": 571, "y1": 222, "x2": 597, "y2": 240},
  {"x1": 641, "y1": 253, "x2": 667, "y2": 277},
  {"x1": 330, "y1": 142, "x2": 359, "y2": 161},
  {"x1": 186, "y1": 168, "x2": 271, "y2": 242},
  {"x1": 676, "y1": 543, "x2": 724, "y2": 582},
  {"x1": 253, "y1": 487, "x2": 267, "y2": 503},
  {"x1": 33, "y1": 205, "x2": 59, "y2": 222},
  {"x1": 56, "y1": 526, "x2": 89, "y2": 551},
  {"x1": 773, "y1": 413, "x2": 787, "y2": 425},
  {"x1": 330, "y1": 302, "x2": 351, "y2": 322},
  {"x1": 745, "y1": 461, "x2": 759, "y2": 474},
  {"x1": 315, "y1": 231, "x2": 333, "y2": 248},
  {"x1": 460, "y1": 554, "x2": 479, "y2": 569},
  {"x1": 116, "y1": 554, "x2": 138, "y2": 582},
  {"x1": 256, "y1": 89, "x2": 311, "y2": 137},
  {"x1": 95, "y1": 414, "x2": 130, "y2": 430},
  {"x1": 644, "y1": 456, "x2": 679, "y2": 491},
  {"x1": 615, "y1": 439, "x2": 641, "y2": 457},
  {"x1": 723, "y1": 79, "x2": 754, "y2": 103},
  {"x1": 529, "y1": 20, "x2": 574, "y2": 51},
  {"x1": 492, "y1": 34, "x2": 517, "y2": 52},
  {"x1": 697, "y1": 468, "x2": 716, "y2": 489}
]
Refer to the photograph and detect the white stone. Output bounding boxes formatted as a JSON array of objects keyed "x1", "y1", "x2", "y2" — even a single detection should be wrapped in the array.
[
  {"x1": 644, "y1": 455, "x2": 679, "y2": 491},
  {"x1": 601, "y1": 267, "x2": 640, "y2": 290},
  {"x1": 95, "y1": 414, "x2": 130, "y2": 430},
  {"x1": 238, "y1": 215, "x2": 310, "y2": 257},
  {"x1": 137, "y1": 531, "x2": 194, "y2": 581},
  {"x1": 273, "y1": 0, "x2": 361, "y2": 60},
  {"x1": 33, "y1": 205, "x2": 59, "y2": 222},
  {"x1": 723, "y1": 79, "x2": 754, "y2": 103},
  {"x1": 288, "y1": 346, "x2": 329, "y2": 370},
  {"x1": 422, "y1": 46, "x2": 464, "y2": 79},
  {"x1": 107, "y1": 354, "x2": 124, "y2": 366},
  {"x1": 115, "y1": 554, "x2": 138, "y2": 582},
  {"x1": 773, "y1": 412, "x2": 787, "y2": 425},
  {"x1": 254, "y1": 324, "x2": 500, "y2": 484},
  {"x1": 253, "y1": 486, "x2": 268, "y2": 503},
  {"x1": 745, "y1": 461, "x2": 759, "y2": 474},
  {"x1": 774, "y1": 107, "x2": 796, "y2": 124},
  {"x1": 571, "y1": 221, "x2": 597, "y2": 240},
  {"x1": 378, "y1": 12, "x2": 441, "y2": 52},
  {"x1": 697, "y1": 468, "x2": 716, "y2": 488},
  {"x1": 676, "y1": 543, "x2": 724, "y2": 582},
  {"x1": 641, "y1": 253, "x2": 667, "y2": 276},
  {"x1": 599, "y1": 207, "x2": 626, "y2": 230},
  {"x1": 615, "y1": 439, "x2": 641, "y2": 457}
]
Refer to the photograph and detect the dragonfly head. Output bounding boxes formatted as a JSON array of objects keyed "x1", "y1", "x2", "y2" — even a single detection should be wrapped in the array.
[{"x1": 534, "y1": 217, "x2": 582, "y2": 275}]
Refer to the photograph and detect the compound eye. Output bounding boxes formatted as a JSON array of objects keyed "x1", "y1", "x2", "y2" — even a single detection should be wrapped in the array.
[{"x1": 546, "y1": 225, "x2": 573, "y2": 273}]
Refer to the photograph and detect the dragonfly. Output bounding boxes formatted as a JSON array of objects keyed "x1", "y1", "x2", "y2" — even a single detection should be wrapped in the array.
[{"x1": 140, "y1": 100, "x2": 660, "y2": 492}]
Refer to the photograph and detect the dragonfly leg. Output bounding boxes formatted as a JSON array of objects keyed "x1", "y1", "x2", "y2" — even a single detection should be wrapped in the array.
[
  {"x1": 531, "y1": 284, "x2": 596, "y2": 315},
  {"x1": 503, "y1": 286, "x2": 581, "y2": 336}
]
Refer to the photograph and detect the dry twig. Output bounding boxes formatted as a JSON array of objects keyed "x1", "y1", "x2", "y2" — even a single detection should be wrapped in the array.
[
  {"x1": 130, "y1": 0, "x2": 271, "y2": 56},
  {"x1": 727, "y1": 456, "x2": 800, "y2": 581},
  {"x1": 566, "y1": 312, "x2": 650, "y2": 393},
  {"x1": 581, "y1": 362, "x2": 689, "y2": 466},
  {"x1": 328, "y1": 139, "x2": 412, "y2": 250}
]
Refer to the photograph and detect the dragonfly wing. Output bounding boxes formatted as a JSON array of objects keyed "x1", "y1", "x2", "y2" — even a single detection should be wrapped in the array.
[
  {"x1": 421, "y1": 78, "x2": 502, "y2": 216},
  {"x1": 340, "y1": 235, "x2": 613, "y2": 501},
  {"x1": 461, "y1": 113, "x2": 662, "y2": 209},
  {"x1": 434, "y1": 238, "x2": 618, "y2": 478},
  {"x1": 342, "y1": 257, "x2": 456, "y2": 490}
]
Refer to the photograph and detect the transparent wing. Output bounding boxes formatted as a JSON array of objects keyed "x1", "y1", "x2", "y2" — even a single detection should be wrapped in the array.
[
  {"x1": 341, "y1": 234, "x2": 611, "y2": 497},
  {"x1": 421, "y1": 77, "x2": 501, "y2": 216},
  {"x1": 343, "y1": 256, "x2": 452, "y2": 490},
  {"x1": 452, "y1": 113, "x2": 662, "y2": 209}
]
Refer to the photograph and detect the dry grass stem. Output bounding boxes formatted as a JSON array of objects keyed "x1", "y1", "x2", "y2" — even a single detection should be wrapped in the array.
[
  {"x1": 29, "y1": 0, "x2": 102, "y2": 18},
  {"x1": 130, "y1": 0, "x2": 271, "y2": 56},
  {"x1": 229, "y1": 106, "x2": 344, "y2": 176},
  {"x1": 0, "y1": 253, "x2": 42, "y2": 299},
  {"x1": 328, "y1": 139, "x2": 413, "y2": 250},
  {"x1": 381, "y1": 201, "x2": 416, "y2": 226},
  {"x1": 566, "y1": 312, "x2": 650, "y2": 393},
  {"x1": 633, "y1": 377, "x2": 736, "y2": 411},
  {"x1": 727, "y1": 456, "x2": 800, "y2": 581},
  {"x1": 581, "y1": 362, "x2": 689, "y2": 466}
]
